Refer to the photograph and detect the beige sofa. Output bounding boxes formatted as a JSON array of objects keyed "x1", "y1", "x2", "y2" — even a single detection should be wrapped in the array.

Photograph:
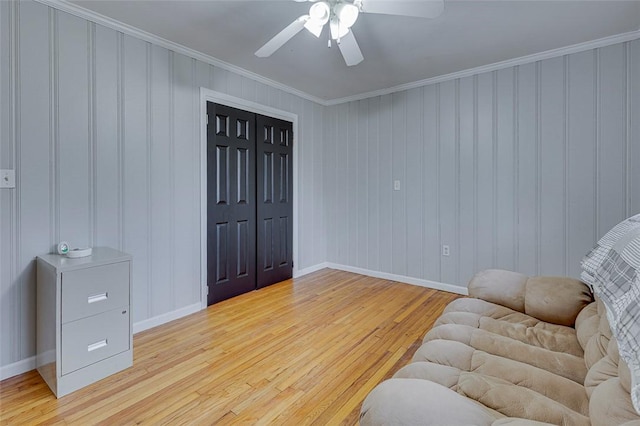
[{"x1": 360, "y1": 269, "x2": 640, "y2": 426}]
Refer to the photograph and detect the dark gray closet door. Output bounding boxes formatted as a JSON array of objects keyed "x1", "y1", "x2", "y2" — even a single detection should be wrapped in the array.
[
  {"x1": 256, "y1": 114, "x2": 293, "y2": 289},
  {"x1": 207, "y1": 102, "x2": 256, "y2": 305}
]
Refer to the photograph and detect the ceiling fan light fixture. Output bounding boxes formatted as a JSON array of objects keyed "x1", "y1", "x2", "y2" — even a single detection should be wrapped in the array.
[
  {"x1": 257, "y1": 0, "x2": 441, "y2": 67},
  {"x1": 309, "y1": 1, "x2": 330, "y2": 25},
  {"x1": 335, "y1": 3, "x2": 359, "y2": 28}
]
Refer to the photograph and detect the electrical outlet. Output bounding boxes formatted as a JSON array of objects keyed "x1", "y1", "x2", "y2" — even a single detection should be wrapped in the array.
[
  {"x1": 442, "y1": 245, "x2": 450, "y2": 257},
  {"x1": 0, "y1": 169, "x2": 15, "y2": 189},
  {"x1": 393, "y1": 180, "x2": 401, "y2": 191}
]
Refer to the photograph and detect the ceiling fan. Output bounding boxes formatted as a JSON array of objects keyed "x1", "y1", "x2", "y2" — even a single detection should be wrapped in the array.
[{"x1": 255, "y1": 0, "x2": 444, "y2": 67}]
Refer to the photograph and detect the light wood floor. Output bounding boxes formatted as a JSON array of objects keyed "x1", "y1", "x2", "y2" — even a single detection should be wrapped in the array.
[{"x1": 0, "y1": 269, "x2": 460, "y2": 425}]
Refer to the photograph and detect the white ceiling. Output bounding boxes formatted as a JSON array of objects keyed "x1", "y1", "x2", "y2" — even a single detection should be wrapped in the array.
[{"x1": 70, "y1": 0, "x2": 640, "y2": 102}]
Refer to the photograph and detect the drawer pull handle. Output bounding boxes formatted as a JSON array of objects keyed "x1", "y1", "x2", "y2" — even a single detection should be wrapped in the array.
[
  {"x1": 88, "y1": 293, "x2": 108, "y2": 304},
  {"x1": 87, "y1": 339, "x2": 107, "y2": 352}
]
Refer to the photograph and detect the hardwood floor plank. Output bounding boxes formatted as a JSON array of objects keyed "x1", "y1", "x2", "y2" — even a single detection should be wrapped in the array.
[
  {"x1": 322, "y1": 347, "x2": 407, "y2": 425},
  {"x1": 0, "y1": 269, "x2": 460, "y2": 424}
]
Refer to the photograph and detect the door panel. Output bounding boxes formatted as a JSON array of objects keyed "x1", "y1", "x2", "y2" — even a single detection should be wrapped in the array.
[
  {"x1": 256, "y1": 115, "x2": 293, "y2": 288},
  {"x1": 262, "y1": 218, "x2": 274, "y2": 270},
  {"x1": 237, "y1": 148, "x2": 249, "y2": 204},
  {"x1": 216, "y1": 146, "x2": 229, "y2": 204},
  {"x1": 207, "y1": 102, "x2": 256, "y2": 305},
  {"x1": 263, "y1": 152, "x2": 273, "y2": 203},
  {"x1": 279, "y1": 153, "x2": 289, "y2": 202},
  {"x1": 279, "y1": 216, "x2": 288, "y2": 266},
  {"x1": 215, "y1": 222, "x2": 228, "y2": 282}
]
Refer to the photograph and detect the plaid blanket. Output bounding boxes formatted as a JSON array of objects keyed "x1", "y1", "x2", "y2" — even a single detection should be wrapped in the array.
[
  {"x1": 583, "y1": 215, "x2": 640, "y2": 415},
  {"x1": 581, "y1": 214, "x2": 640, "y2": 288}
]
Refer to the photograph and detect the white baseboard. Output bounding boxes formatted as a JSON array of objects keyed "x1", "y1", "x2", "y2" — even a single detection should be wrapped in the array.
[
  {"x1": 293, "y1": 262, "x2": 329, "y2": 278},
  {"x1": 133, "y1": 302, "x2": 202, "y2": 334},
  {"x1": 326, "y1": 263, "x2": 469, "y2": 296},
  {"x1": 0, "y1": 356, "x2": 36, "y2": 381}
]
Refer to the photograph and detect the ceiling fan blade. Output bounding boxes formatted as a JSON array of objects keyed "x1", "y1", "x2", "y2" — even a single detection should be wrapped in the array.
[
  {"x1": 255, "y1": 16, "x2": 308, "y2": 58},
  {"x1": 338, "y1": 30, "x2": 364, "y2": 66},
  {"x1": 360, "y1": 0, "x2": 444, "y2": 19}
]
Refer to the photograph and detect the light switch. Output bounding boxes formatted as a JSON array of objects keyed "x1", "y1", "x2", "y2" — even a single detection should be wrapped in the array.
[
  {"x1": 393, "y1": 180, "x2": 401, "y2": 191},
  {"x1": 0, "y1": 169, "x2": 15, "y2": 189}
]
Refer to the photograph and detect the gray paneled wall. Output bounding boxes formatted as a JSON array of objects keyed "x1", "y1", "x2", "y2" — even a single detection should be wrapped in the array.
[
  {"x1": 325, "y1": 40, "x2": 640, "y2": 289},
  {"x1": 0, "y1": 0, "x2": 326, "y2": 369}
]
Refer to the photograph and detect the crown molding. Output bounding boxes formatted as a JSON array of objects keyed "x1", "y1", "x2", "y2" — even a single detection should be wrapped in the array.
[
  {"x1": 324, "y1": 29, "x2": 640, "y2": 106},
  {"x1": 31, "y1": 0, "x2": 640, "y2": 107},
  {"x1": 33, "y1": 0, "x2": 327, "y2": 106}
]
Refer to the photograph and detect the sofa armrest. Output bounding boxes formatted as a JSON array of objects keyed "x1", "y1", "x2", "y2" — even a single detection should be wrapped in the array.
[
  {"x1": 360, "y1": 378, "x2": 497, "y2": 426},
  {"x1": 468, "y1": 269, "x2": 593, "y2": 327}
]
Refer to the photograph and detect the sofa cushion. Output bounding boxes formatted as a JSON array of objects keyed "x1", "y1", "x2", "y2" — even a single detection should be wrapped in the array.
[
  {"x1": 456, "y1": 373, "x2": 589, "y2": 426},
  {"x1": 575, "y1": 302, "x2": 599, "y2": 350},
  {"x1": 437, "y1": 298, "x2": 584, "y2": 357},
  {"x1": 584, "y1": 339, "x2": 620, "y2": 397},
  {"x1": 590, "y1": 378, "x2": 640, "y2": 426},
  {"x1": 423, "y1": 324, "x2": 585, "y2": 378},
  {"x1": 622, "y1": 360, "x2": 634, "y2": 394},
  {"x1": 524, "y1": 276, "x2": 593, "y2": 327},
  {"x1": 427, "y1": 307, "x2": 587, "y2": 385},
  {"x1": 442, "y1": 297, "x2": 537, "y2": 325},
  {"x1": 397, "y1": 352, "x2": 589, "y2": 416},
  {"x1": 468, "y1": 270, "x2": 592, "y2": 327},
  {"x1": 583, "y1": 305, "x2": 612, "y2": 369},
  {"x1": 394, "y1": 361, "x2": 461, "y2": 390},
  {"x1": 468, "y1": 269, "x2": 529, "y2": 312},
  {"x1": 583, "y1": 324, "x2": 640, "y2": 426},
  {"x1": 360, "y1": 378, "x2": 500, "y2": 426}
]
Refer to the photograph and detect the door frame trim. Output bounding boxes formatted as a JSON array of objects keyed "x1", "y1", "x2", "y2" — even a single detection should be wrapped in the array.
[{"x1": 199, "y1": 88, "x2": 299, "y2": 309}]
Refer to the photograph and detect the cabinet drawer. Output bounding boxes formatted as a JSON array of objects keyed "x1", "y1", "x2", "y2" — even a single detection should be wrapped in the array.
[
  {"x1": 62, "y1": 262, "x2": 129, "y2": 323},
  {"x1": 61, "y1": 307, "x2": 130, "y2": 375}
]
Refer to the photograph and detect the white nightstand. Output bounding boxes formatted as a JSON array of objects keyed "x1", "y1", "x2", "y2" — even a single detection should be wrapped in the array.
[{"x1": 36, "y1": 247, "x2": 133, "y2": 397}]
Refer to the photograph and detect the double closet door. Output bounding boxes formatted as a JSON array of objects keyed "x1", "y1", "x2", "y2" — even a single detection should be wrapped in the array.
[{"x1": 206, "y1": 102, "x2": 293, "y2": 305}]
